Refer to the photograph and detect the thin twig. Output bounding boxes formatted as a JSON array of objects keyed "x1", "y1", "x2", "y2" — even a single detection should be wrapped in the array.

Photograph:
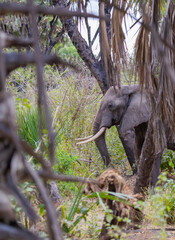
[
  {"x1": 24, "y1": 161, "x2": 63, "y2": 240},
  {"x1": 4, "y1": 53, "x2": 78, "y2": 76},
  {"x1": 27, "y1": 0, "x2": 55, "y2": 165},
  {"x1": 38, "y1": 170, "x2": 98, "y2": 184},
  {"x1": 0, "y1": 224, "x2": 43, "y2": 240},
  {"x1": 0, "y1": 2, "x2": 107, "y2": 20}
]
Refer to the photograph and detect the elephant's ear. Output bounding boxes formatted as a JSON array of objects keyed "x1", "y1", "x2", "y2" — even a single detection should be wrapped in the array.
[
  {"x1": 121, "y1": 85, "x2": 139, "y2": 95},
  {"x1": 119, "y1": 91, "x2": 150, "y2": 134}
]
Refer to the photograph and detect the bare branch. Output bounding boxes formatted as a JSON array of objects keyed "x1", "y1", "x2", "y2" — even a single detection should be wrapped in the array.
[
  {"x1": 0, "y1": 224, "x2": 42, "y2": 240},
  {"x1": 0, "y1": 2, "x2": 107, "y2": 20},
  {"x1": 20, "y1": 140, "x2": 52, "y2": 170},
  {"x1": 24, "y1": 161, "x2": 63, "y2": 240},
  {"x1": 4, "y1": 53, "x2": 78, "y2": 75},
  {"x1": 38, "y1": 170, "x2": 98, "y2": 184},
  {"x1": 27, "y1": 0, "x2": 55, "y2": 166},
  {"x1": 0, "y1": 31, "x2": 33, "y2": 48}
]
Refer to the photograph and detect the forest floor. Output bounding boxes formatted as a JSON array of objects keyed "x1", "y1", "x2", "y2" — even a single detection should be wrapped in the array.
[
  {"x1": 124, "y1": 177, "x2": 175, "y2": 240},
  {"x1": 74, "y1": 174, "x2": 175, "y2": 240},
  {"x1": 123, "y1": 175, "x2": 175, "y2": 240},
  {"x1": 125, "y1": 228, "x2": 175, "y2": 240},
  {"x1": 76, "y1": 208, "x2": 175, "y2": 239},
  {"x1": 77, "y1": 205, "x2": 175, "y2": 239}
]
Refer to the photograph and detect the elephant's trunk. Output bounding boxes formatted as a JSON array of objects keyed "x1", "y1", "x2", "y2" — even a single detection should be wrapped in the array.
[{"x1": 93, "y1": 120, "x2": 111, "y2": 166}]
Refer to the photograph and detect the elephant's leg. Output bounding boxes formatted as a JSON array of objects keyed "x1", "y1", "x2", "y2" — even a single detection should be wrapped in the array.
[
  {"x1": 134, "y1": 122, "x2": 148, "y2": 168},
  {"x1": 117, "y1": 126, "x2": 137, "y2": 174}
]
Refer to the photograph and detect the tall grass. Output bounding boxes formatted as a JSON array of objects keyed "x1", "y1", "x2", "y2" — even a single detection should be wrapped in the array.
[
  {"x1": 17, "y1": 107, "x2": 39, "y2": 149},
  {"x1": 8, "y1": 65, "x2": 175, "y2": 239},
  {"x1": 143, "y1": 172, "x2": 175, "y2": 233},
  {"x1": 9, "y1": 65, "x2": 130, "y2": 189}
]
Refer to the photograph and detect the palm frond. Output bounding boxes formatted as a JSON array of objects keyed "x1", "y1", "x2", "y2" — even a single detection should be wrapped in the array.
[
  {"x1": 158, "y1": 1, "x2": 175, "y2": 140},
  {"x1": 134, "y1": 17, "x2": 150, "y2": 88},
  {"x1": 99, "y1": 1, "x2": 119, "y2": 87},
  {"x1": 134, "y1": 0, "x2": 153, "y2": 89},
  {"x1": 111, "y1": 0, "x2": 128, "y2": 69}
]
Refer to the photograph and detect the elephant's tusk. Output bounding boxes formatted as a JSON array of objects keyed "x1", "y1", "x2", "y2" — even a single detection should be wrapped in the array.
[
  {"x1": 75, "y1": 135, "x2": 93, "y2": 141},
  {"x1": 76, "y1": 127, "x2": 106, "y2": 144}
]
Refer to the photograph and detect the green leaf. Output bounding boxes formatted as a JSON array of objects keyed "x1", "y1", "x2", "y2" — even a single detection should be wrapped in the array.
[
  {"x1": 87, "y1": 192, "x2": 116, "y2": 201},
  {"x1": 67, "y1": 185, "x2": 83, "y2": 221},
  {"x1": 23, "y1": 98, "x2": 29, "y2": 103},
  {"x1": 106, "y1": 213, "x2": 113, "y2": 223},
  {"x1": 39, "y1": 204, "x2": 45, "y2": 216},
  {"x1": 108, "y1": 191, "x2": 136, "y2": 200},
  {"x1": 96, "y1": 192, "x2": 107, "y2": 212},
  {"x1": 23, "y1": 103, "x2": 30, "y2": 109}
]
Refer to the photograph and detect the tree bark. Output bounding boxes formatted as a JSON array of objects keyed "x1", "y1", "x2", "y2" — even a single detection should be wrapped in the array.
[
  {"x1": 134, "y1": 117, "x2": 163, "y2": 194},
  {"x1": 55, "y1": 0, "x2": 108, "y2": 94}
]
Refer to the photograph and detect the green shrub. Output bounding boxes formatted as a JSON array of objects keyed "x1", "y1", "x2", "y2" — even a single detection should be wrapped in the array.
[
  {"x1": 144, "y1": 172, "x2": 175, "y2": 227},
  {"x1": 17, "y1": 105, "x2": 39, "y2": 149},
  {"x1": 54, "y1": 145, "x2": 78, "y2": 175},
  {"x1": 105, "y1": 127, "x2": 130, "y2": 173},
  {"x1": 56, "y1": 41, "x2": 81, "y2": 62},
  {"x1": 161, "y1": 150, "x2": 175, "y2": 172}
]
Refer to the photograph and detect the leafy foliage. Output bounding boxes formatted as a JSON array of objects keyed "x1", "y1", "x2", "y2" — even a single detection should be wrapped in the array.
[
  {"x1": 161, "y1": 150, "x2": 175, "y2": 172},
  {"x1": 57, "y1": 41, "x2": 81, "y2": 62},
  {"x1": 61, "y1": 185, "x2": 91, "y2": 235},
  {"x1": 144, "y1": 172, "x2": 175, "y2": 226},
  {"x1": 17, "y1": 105, "x2": 39, "y2": 149},
  {"x1": 11, "y1": 64, "x2": 175, "y2": 239}
]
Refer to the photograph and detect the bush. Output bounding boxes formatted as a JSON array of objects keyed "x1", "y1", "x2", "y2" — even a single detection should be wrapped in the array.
[
  {"x1": 161, "y1": 150, "x2": 175, "y2": 172},
  {"x1": 17, "y1": 104, "x2": 39, "y2": 149},
  {"x1": 144, "y1": 172, "x2": 175, "y2": 227}
]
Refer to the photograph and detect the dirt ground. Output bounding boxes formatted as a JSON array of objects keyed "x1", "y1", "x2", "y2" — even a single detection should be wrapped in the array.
[
  {"x1": 125, "y1": 228, "x2": 175, "y2": 240},
  {"x1": 47, "y1": 173, "x2": 175, "y2": 240},
  {"x1": 80, "y1": 174, "x2": 175, "y2": 240},
  {"x1": 78, "y1": 203, "x2": 175, "y2": 240},
  {"x1": 124, "y1": 175, "x2": 175, "y2": 240}
]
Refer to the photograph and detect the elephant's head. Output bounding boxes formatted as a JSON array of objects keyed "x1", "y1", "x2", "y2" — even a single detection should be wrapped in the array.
[{"x1": 77, "y1": 85, "x2": 150, "y2": 166}]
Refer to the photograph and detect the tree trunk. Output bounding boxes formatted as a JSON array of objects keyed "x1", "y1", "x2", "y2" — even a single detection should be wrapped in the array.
[
  {"x1": 55, "y1": 0, "x2": 108, "y2": 94},
  {"x1": 134, "y1": 118, "x2": 163, "y2": 194}
]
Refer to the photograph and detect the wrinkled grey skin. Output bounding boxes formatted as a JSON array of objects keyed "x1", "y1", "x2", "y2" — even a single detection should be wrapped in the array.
[
  {"x1": 117, "y1": 127, "x2": 136, "y2": 173},
  {"x1": 93, "y1": 85, "x2": 174, "y2": 185}
]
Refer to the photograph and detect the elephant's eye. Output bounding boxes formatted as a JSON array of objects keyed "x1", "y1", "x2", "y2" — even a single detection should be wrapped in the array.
[{"x1": 108, "y1": 102, "x2": 114, "y2": 110}]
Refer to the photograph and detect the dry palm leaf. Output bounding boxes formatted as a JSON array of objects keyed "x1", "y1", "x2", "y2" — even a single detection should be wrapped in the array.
[
  {"x1": 138, "y1": 1, "x2": 175, "y2": 151},
  {"x1": 111, "y1": 0, "x2": 128, "y2": 69},
  {"x1": 148, "y1": 1, "x2": 175, "y2": 151},
  {"x1": 99, "y1": 1, "x2": 119, "y2": 88},
  {"x1": 158, "y1": 2, "x2": 175, "y2": 141},
  {"x1": 134, "y1": 16, "x2": 151, "y2": 89}
]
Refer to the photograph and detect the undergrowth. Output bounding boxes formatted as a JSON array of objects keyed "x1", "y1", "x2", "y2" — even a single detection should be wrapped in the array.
[
  {"x1": 8, "y1": 65, "x2": 130, "y2": 194},
  {"x1": 144, "y1": 172, "x2": 175, "y2": 227},
  {"x1": 7, "y1": 65, "x2": 175, "y2": 239}
]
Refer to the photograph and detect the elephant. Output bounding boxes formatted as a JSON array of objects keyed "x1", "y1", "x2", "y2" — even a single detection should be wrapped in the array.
[{"x1": 77, "y1": 85, "x2": 175, "y2": 185}]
